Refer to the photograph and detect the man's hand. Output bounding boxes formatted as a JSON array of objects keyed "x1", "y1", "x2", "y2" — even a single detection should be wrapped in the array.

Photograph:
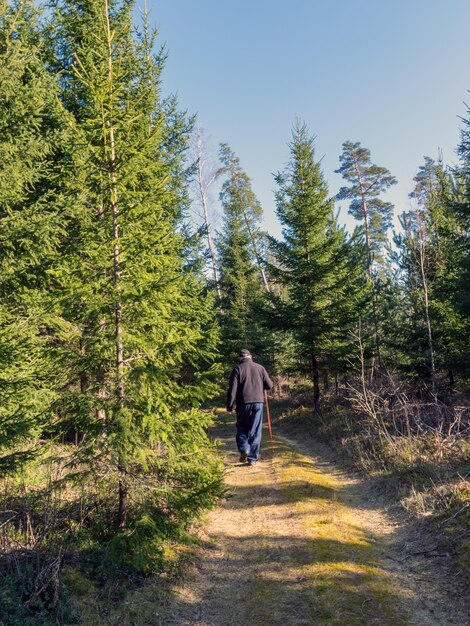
[{"x1": 227, "y1": 408, "x2": 233, "y2": 414}]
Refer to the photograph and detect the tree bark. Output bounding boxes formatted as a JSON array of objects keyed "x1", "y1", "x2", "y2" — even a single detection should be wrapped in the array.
[
  {"x1": 104, "y1": 0, "x2": 126, "y2": 530},
  {"x1": 241, "y1": 204, "x2": 270, "y2": 292},
  {"x1": 196, "y1": 127, "x2": 223, "y2": 302},
  {"x1": 448, "y1": 369, "x2": 454, "y2": 390},
  {"x1": 415, "y1": 205, "x2": 437, "y2": 399},
  {"x1": 354, "y1": 161, "x2": 381, "y2": 373},
  {"x1": 118, "y1": 478, "x2": 128, "y2": 531},
  {"x1": 311, "y1": 353, "x2": 321, "y2": 415}
]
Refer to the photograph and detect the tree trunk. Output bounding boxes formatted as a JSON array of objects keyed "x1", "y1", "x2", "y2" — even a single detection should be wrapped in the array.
[
  {"x1": 78, "y1": 337, "x2": 89, "y2": 445},
  {"x1": 415, "y1": 206, "x2": 437, "y2": 400},
  {"x1": 343, "y1": 375, "x2": 349, "y2": 398},
  {"x1": 118, "y1": 477, "x2": 128, "y2": 531},
  {"x1": 242, "y1": 206, "x2": 270, "y2": 292},
  {"x1": 311, "y1": 353, "x2": 321, "y2": 415},
  {"x1": 104, "y1": 0, "x2": 126, "y2": 529},
  {"x1": 355, "y1": 164, "x2": 381, "y2": 373},
  {"x1": 448, "y1": 368, "x2": 454, "y2": 390},
  {"x1": 196, "y1": 127, "x2": 222, "y2": 302}
]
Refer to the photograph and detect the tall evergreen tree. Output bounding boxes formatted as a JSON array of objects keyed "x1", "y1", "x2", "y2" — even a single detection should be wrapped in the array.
[
  {"x1": 456, "y1": 102, "x2": 470, "y2": 353},
  {"x1": 269, "y1": 123, "x2": 365, "y2": 413},
  {"x1": 216, "y1": 144, "x2": 268, "y2": 366},
  {"x1": 336, "y1": 141, "x2": 397, "y2": 369},
  {"x1": 0, "y1": 0, "x2": 70, "y2": 472},
  {"x1": 47, "y1": 0, "x2": 221, "y2": 530},
  {"x1": 336, "y1": 141, "x2": 397, "y2": 273},
  {"x1": 394, "y1": 157, "x2": 468, "y2": 388}
]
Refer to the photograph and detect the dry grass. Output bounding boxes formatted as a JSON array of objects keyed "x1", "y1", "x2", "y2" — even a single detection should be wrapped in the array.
[
  {"x1": 269, "y1": 384, "x2": 470, "y2": 597},
  {"x1": 159, "y1": 416, "x2": 452, "y2": 625},
  {"x1": 0, "y1": 438, "x2": 222, "y2": 625},
  {"x1": 63, "y1": 408, "x2": 467, "y2": 625},
  {"x1": 246, "y1": 442, "x2": 410, "y2": 626}
]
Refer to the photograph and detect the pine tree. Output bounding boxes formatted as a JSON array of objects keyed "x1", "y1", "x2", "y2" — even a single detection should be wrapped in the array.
[
  {"x1": 216, "y1": 144, "x2": 268, "y2": 366},
  {"x1": 336, "y1": 141, "x2": 397, "y2": 369},
  {"x1": 336, "y1": 141, "x2": 397, "y2": 272},
  {"x1": 47, "y1": 0, "x2": 222, "y2": 530},
  {"x1": 269, "y1": 123, "x2": 366, "y2": 413}
]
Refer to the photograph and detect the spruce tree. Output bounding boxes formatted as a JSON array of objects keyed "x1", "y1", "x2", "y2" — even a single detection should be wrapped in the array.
[
  {"x1": 269, "y1": 123, "x2": 365, "y2": 413},
  {"x1": 455, "y1": 103, "x2": 470, "y2": 370},
  {"x1": 394, "y1": 157, "x2": 468, "y2": 389},
  {"x1": 0, "y1": 0, "x2": 70, "y2": 472},
  {"x1": 47, "y1": 0, "x2": 222, "y2": 530}
]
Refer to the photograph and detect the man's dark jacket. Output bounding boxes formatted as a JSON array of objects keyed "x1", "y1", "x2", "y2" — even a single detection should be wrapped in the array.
[{"x1": 226, "y1": 357, "x2": 273, "y2": 413}]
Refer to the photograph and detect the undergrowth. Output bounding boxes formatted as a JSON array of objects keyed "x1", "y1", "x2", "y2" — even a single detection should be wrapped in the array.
[
  {"x1": 271, "y1": 380, "x2": 470, "y2": 586},
  {"x1": 0, "y1": 432, "x2": 224, "y2": 625}
]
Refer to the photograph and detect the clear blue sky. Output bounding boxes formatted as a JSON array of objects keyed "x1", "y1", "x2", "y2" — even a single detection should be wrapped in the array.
[{"x1": 144, "y1": 0, "x2": 470, "y2": 236}]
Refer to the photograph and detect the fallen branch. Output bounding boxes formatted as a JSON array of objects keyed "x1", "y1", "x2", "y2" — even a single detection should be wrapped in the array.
[{"x1": 440, "y1": 502, "x2": 470, "y2": 527}]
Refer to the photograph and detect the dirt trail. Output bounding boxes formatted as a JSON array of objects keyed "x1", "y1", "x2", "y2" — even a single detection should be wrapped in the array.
[{"x1": 163, "y1": 416, "x2": 468, "y2": 626}]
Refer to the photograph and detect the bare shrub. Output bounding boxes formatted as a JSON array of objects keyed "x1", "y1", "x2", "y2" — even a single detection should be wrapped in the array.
[{"x1": 345, "y1": 330, "x2": 469, "y2": 463}]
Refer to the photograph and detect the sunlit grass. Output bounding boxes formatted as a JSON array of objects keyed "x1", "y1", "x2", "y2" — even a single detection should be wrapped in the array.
[{"x1": 244, "y1": 441, "x2": 410, "y2": 626}]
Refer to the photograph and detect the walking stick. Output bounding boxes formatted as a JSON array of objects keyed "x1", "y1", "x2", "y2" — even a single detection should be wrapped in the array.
[{"x1": 264, "y1": 390, "x2": 274, "y2": 451}]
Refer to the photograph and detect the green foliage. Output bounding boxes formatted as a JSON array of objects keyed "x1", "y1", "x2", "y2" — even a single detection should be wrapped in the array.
[
  {"x1": 455, "y1": 104, "x2": 470, "y2": 364},
  {"x1": 336, "y1": 140, "x2": 397, "y2": 272},
  {"x1": 268, "y1": 122, "x2": 366, "y2": 409},
  {"x1": 0, "y1": 0, "x2": 469, "y2": 620},
  {"x1": 392, "y1": 157, "x2": 469, "y2": 382},
  {"x1": 335, "y1": 141, "x2": 398, "y2": 368},
  {"x1": 107, "y1": 515, "x2": 167, "y2": 574},
  {"x1": 0, "y1": 555, "x2": 81, "y2": 626},
  {"x1": 216, "y1": 143, "x2": 268, "y2": 367},
  {"x1": 40, "y1": 0, "x2": 223, "y2": 521},
  {"x1": 0, "y1": 0, "x2": 70, "y2": 473},
  {"x1": 0, "y1": 0, "x2": 223, "y2": 620}
]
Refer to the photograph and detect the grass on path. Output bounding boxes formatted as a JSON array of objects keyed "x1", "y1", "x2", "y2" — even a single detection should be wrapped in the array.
[{"x1": 162, "y1": 412, "x2": 417, "y2": 626}]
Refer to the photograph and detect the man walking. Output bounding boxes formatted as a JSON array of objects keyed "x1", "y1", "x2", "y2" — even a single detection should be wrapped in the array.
[{"x1": 226, "y1": 349, "x2": 273, "y2": 466}]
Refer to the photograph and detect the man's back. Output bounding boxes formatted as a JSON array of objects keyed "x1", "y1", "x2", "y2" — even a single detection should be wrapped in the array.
[
  {"x1": 226, "y1": 349, "x2": 273, "y2": 465},
  {"x1": 226, "y1": 357, "x2": 273, "y2": 411}
]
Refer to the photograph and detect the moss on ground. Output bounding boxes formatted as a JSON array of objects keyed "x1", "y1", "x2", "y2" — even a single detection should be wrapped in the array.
[
  {"x1": 65, "y1": 410, "x2": 459, "y2": 624},
  {"x1": 271, "y1": 393, "x2": 470, "y2": 590},
  {"x1": 241, "y1": 437, "x2": 410, "y2": 626}
]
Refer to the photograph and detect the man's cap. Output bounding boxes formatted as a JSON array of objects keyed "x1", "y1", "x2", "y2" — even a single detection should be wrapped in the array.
[{"x1": 238, "y1": 349, "x2": 252, "y2": 359}]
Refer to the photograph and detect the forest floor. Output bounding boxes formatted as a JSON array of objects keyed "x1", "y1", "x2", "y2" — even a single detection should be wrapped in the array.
[
  {"x1": 75, "y1": 409, "x2": 469, "y2": 625},
  {"x1": 156, "y1": 410, "x2": 468, "y2": 626}
]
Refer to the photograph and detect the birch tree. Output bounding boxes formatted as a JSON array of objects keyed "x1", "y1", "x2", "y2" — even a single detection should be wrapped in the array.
[{"x1": 190, "y1": 125, "x2": 223, "y2": 300}]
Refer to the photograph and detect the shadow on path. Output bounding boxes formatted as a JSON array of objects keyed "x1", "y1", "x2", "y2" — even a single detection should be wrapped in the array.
[{"x1": 164, "y1": 417, "x2": 427, "y2": 626}]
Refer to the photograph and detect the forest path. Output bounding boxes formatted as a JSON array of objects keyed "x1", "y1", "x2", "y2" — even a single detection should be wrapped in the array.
[{"x1": 163, "y1": 412, "x2": 466, "y2": 626}]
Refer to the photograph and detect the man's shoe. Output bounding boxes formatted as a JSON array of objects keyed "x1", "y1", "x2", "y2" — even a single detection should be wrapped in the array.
[
  {"x1": 239, "y1": 450, "x2": 248, "y2": 462},
  {"x1": 247, "y1": 459, "x2": 257, "y2": 466}
]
